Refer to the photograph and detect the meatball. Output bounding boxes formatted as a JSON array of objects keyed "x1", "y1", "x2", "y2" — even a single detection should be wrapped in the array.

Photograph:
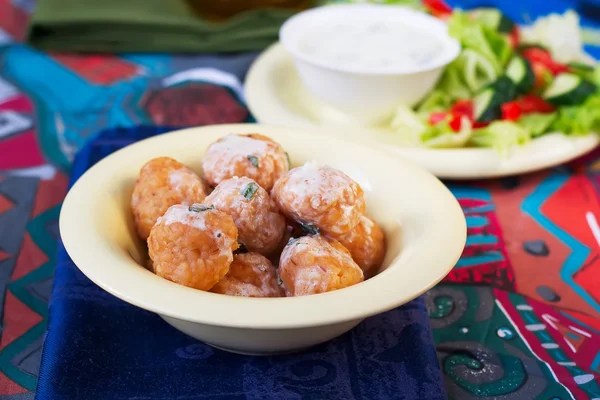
[
  {"x1": 211, "y1": 253, "x2": 284, "y2": 297},
  {"x1": 202, "y1": 133, "x2": 289, "y2": 191},
  {"x1": 331, "y1": 216, "x2": 386, "y2": 278},
  {"x1": 267, "y1": 219, "x2": 303, "y2": 266},
  {"x1": 279, "y1": 235, "x2": 364, "y2": 296},
  {"x1": 204, "y1": 177, "x2": 285, "y2": 255},
  {"x1": 131, "y1": 157, "x2": 207, "y2": 240},
  {"x1": 271, "y1": 161, "x2": 366, "y2": 235},
  {"x1": 148, "y1": 204, "x2": 238, "y2": 291}
]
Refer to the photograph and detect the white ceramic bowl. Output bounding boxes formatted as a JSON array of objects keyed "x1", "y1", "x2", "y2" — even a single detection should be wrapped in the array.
[
  {"x1": 279, "y1": 4, "x2": 460, "y2": 125},
  {"x1": 59, "y1": 124, "x2": 466, "y2": 355}
]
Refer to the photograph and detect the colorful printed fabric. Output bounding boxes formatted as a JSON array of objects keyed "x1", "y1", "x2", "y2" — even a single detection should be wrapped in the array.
[{"x1": 2, "y1": 0, "x2": 600, "y2": 398}]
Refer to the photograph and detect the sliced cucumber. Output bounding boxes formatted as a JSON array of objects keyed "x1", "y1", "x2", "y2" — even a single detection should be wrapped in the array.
[
  {"x1": 506, "y1": 56, "x2": 535, "y2": 94},
  {"x1": 567, "y1": 62, "x2": 595, "y2": 80},
  {"x1": 461, "y1": 48, "x2": 498, "y2": 92},
  {"x1": 568, "y1": 62, "x2": 594, "y2": 72},
  {"x1": 493, "y1": 76, "x2": 517, "y2": 102},
  {"x1": 517, "y1": 44, "x2": 549, "y2": 53},
  {"x1": 472, "y1": 8, "x2": 515, "y2": 33},
  {"x1": 474, "y1": 89, "x2": 498, "y2": 122},
  {"x1": 543, "y1": 73, "x2": 596, "y2": 106},
  {"x1": 474, "y1": 77, "x2": 517, "y2": 122},
  {"x1": 497, "y1": 14, "x2": 515, "y2": 34}
]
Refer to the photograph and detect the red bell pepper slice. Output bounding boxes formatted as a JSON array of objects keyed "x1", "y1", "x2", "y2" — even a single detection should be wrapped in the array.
[
  {"x1": 473, "y1": 121, "x2": 489, "y2": 129},
  {"x1": 450, "y1": 99, "x2": 474, "y2": 118},
  {"x1": 448, "y1": 115, "x2": 463, "y2": 132},
  {"x1": 499, "y1": 95, "x2": 555, "y2": 121},
  {"x1": 428, "y1": 112, "x2": 463, "y2": 132},
  {"x1": 501, "y1": 102, "x2": 522, "y2": 121},
  {"x1": 530, "y1": 62, "x2": 553, "y2": 90},
  {"x1": 518, "y1": 95, "x2": 556, "y2": 113},
  {"x1": 521, "y1": 48, "x2": 569, "y2": 75},
  {"x1": 428, "y1": 99, "x2": 475, "y2": 133},
  {"x1": 423, "y1": 0, "x2": 452, "y2": 18}
]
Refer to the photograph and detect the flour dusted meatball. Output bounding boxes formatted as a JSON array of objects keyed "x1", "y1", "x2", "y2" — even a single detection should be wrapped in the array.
[
  {"x1": 202, "y1": 133, "x2": 289, "y2": 191},
  {"x1": 267, "y1": 219, "x2": 303, "y2": 266},
  {"x1": 279, "y1": 235, "x2": 364, "y2": 296},
  {"x1": 330, "y1": 216, "x2": 386, "y2": 278},
  {"x1": 271, "y1": 162, "x2": 365, "y2": 235},
  {"x1": 148, "y1": 204, "x2": 238, "y2": 291},
  {"x1": 204, "y1": 177, "x2": 285, "y2": 255},
  {"x1": 211, "y1": 253, "x2": 284, "y2": 297},
  {"x1": 131, "y1": 157, "x2": 207, "y2": 240}
]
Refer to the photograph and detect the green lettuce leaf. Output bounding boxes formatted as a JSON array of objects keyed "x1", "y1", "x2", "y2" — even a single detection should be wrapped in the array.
[
  {"x1": 469, "y1": 121, "x2": 531, "y2": 153},
  {"x1": 436, "y1": 62, "x2": 472, "y2": 100},
  {"x1": 421, "y1": 117, "x2": 473, "y2": 148},
  {"x1": 483, "y1": 28, "x2": 513, "y2": 66},
  {"x1": 448, "y1": 11, "x2": 513, "y2": 74},
  {"x1": 391, "y1": 106, "x2": 472, "y2": 148},
  {"x1": 470, "y1": 8, "x2": 503, "y2": 30},
  {"x1": 439, "y1": 10, "x2": 513, "y2": 99},
  {"x1": 593, "y1": 65, "x2": 600, "y2": 86},
  {"x1": 416, "y1": 90, "x2": 453, "y2": 113},
  {"x1": 551, "y1": 93, "x2": 600, "y2": 135},
  {"x1": 518, "y1": 113, "x2": 557, "y2": 137}
]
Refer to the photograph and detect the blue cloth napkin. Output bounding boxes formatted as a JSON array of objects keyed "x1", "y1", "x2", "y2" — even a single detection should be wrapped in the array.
[{"x1": 36, "y1": 126, "x2": 446, "y2": 400}]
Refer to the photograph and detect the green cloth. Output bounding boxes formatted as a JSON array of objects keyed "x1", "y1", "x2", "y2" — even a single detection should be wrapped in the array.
[{"x1": 27, "y1": 0, "x2": 304, "y2": 53}]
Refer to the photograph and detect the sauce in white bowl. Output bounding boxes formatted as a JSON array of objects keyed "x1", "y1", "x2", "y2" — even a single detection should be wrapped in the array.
[
  {"x1": 298, "y1": 20, "x2": 444, "y2": 73},
  {"x1": 279, "y1": 4, "x2": 460, "y2": 124}
]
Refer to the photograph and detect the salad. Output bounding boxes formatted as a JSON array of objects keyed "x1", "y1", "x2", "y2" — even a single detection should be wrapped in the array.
[{"x1": 392, "y1": 1, "x2": 600, "y2": 151}]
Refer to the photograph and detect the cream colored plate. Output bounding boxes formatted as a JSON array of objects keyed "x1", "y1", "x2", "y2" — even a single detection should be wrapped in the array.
[
  {"x1": 245, "y1": 43, "x2": 600, "y2": 179},
  {"x1": 60, "y1": 124, "x2": 466, "y2": 354}
]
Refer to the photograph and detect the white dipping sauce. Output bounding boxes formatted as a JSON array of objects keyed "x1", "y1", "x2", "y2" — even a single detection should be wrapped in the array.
[{"x1": 297, "y1": 20, "x2": 443, "y2": 72}]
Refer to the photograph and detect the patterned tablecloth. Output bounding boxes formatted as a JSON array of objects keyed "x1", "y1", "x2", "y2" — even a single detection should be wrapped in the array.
[{"x1": 2, "y1": 0, "x2": 600, "y2": 399}]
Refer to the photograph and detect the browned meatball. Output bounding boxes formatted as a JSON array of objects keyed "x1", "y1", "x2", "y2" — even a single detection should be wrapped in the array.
[
  {"x1": 211, "y1": 253, "x2": 284, "y2": 297},
  {"x1": 202, "y1": 133, "x2": 289, "y2": 191},
  {"x1": 204, "y1": 177, "x2": 285, "y2": 255},
  {"x1": 148, "y1": 204, "x2": 238, "y2": 291},
  {"x1": 271, "y1": 161, "x2": 366, "y2": 235},
  {"x1": 131, "y1": 157, "x2": 207, "y2": 240},
  {"x1": 330, "y1": 216, "x2": 386, "y2": 278},
  {"x1": 267, "y1": 219, "x2": 303, "y2": 266},
  {"x1": 279, "y1": 235, "x2": 364, "y2": 296}
]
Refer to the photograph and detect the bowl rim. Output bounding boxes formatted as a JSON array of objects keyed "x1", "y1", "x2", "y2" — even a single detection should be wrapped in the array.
[
  {"x1": 59, "y1": 124, "x2": 466, "y2": 330},
  {"x1": 279, "y1": 4, "x2": 461, "y2": 76}
]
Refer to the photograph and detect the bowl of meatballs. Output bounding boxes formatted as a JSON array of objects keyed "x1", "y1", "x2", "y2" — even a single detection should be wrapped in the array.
[{"x1": 59, "y1": 124, "x2": 466, "y2": 355}]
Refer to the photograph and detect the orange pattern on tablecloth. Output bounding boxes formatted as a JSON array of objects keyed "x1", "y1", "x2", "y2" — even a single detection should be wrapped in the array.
[
  {"x1": 543, "y1": 175, "x2": 600, "y2": 310},
  {"x1": 0, "y1": 194, "x2": 14, "y2": 215},
  {"x1": 11, "y1": 234, "x2": 48, "y2": 282},
  {"x1": 31, "y1": 173, "x2": 68, "y2": 218},
  {"x1": 0, "y1": 292, "x2": 42, "y2": 349},
  {"x1": 50, "y1": 53, "x2": 141, "y2": 85},
  {"x1": 492, "y1": 173, "x2": 583, "y2": 310},
  {"x1": 0, "y1": 373, "x2": 27, "y2": 395},
  {"x1": 564, "y1": 309, "x2": 600, "y2": 332}
]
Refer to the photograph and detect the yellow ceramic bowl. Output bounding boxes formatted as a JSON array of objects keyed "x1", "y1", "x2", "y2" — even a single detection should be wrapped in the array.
[{"x1": 59, "y1": 124, "x2": 466, "y2": 355}]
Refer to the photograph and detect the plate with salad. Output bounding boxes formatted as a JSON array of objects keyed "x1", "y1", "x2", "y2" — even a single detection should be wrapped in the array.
[{"x1": 245, "y1": 4, "x2": 600, "y2": 179}]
